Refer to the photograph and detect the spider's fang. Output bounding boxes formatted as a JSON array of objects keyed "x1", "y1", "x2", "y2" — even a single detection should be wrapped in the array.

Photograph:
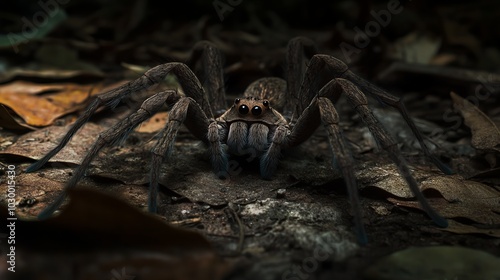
[{"x1": 239, "y1": 105, "x2": 249, "y2": 115}]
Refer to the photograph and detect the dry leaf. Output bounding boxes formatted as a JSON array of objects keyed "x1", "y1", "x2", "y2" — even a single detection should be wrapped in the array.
[
  {"x1": 0, "y1": 122, "x2": 104, "y2": 164},
  {"x1": 1, "y1": 188, "x2": 212, "y2": 252},
  {"x1": 0, "y1": 188, "x2": 232, "y2": 280},
  {"x1": 357, "y1": 162, "x2": 500, "y2": 225},
  {"x1": 450, "y1": 91, "x2": 500, "y2": 152},
  {"x1": 0, "y1": 104, "x2": 36, "y2": 130},
  {"x1": 387, "y1": 174, "x2": 500, "y2": 225},
  {"x1": 441, "y1": 219, "x2": 500, "y2": 238},
  {"x1": 0, "y1": 81, "x2": 113, "y2": 126}
]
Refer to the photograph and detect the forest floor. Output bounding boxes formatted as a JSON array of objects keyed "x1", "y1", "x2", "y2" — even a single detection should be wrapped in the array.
[{"x1": 0, "y1": 1, "x2": 499, "y2": 279}]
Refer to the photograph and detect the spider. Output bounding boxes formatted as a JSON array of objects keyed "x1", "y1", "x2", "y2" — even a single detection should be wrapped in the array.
[{"x1": 26, "y1": 37, "x2": 451, "y2": 244}]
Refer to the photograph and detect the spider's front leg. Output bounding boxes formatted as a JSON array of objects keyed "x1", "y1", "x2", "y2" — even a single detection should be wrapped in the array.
[
  {"x1": 149, "y1": 98, "x2": 228, "y2": 212},
  {"x1": 287, "y1": 37, "x2": 452, "y2": 175},
  {"x1": 26, "y1": 41, "x2": 225, "y2": 174},
  {"x1": 315, "y1": 78, "x2": 448, "y2": 244},
  {"x1": 316, "y1": 96, "x2": 367, "y2": 245},
  {"x1": 304, "y1": 54, "x2": 453, "y2": 174},
  {"x1": 258, "y1": 91, "x2": 368, "y2": 244},
  {"x1": 327, "y1": 79, "x2": 448, "y2": 228},
  {"x1": 27, "y1": 41, "x2": 229, "y2": 218},
  {"x1": 37, "y1": 92, "x2": 228, "y2": 218},
  {"x1": 37, "y1": 90, "x2": 180, "y2": 219}
]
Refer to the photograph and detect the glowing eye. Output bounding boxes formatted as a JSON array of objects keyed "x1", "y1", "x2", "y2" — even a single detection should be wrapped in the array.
[
  {"x1": 239, "y1": 105, "x2": 249, "y2": 115},
  {"x1": 234, "y1": 98, "x2": 240, "y2": 104},
  {"x1": 251, "y1": 106, "x2": 262, "y2": 116},
  {"x1": 263, "y1": 100, "x2": 269, "y2": 107}
]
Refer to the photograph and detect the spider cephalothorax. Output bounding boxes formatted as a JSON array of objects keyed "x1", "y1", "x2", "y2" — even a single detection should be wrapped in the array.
[
  {"x1": 26, "y1": 37, "x2": 451, "y2": 244},
  {"x1": 218, "y1": 93, "x2": 288, "y2": 159}
]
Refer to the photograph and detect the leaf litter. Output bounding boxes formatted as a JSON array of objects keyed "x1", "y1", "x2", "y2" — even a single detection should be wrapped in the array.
[
  {"x1": 0, "y1": 188, "x2": 233, "y2": 280},
  {"x1": 0, "y1": 80, "x2": 125, "y2": 127},
  {"x1": 450, "y1": 91, "x2": 500, "y2": 153}
]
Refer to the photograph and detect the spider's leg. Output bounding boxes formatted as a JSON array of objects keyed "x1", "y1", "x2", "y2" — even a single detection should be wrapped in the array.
[
  {"x1": 272, "y1": 89, "x2": 367, "y2": 244},
  {"x1": 342, "y1": 70, "x2": 453, "y2": 174},
  {"x1": 26, "y1": 62, "x2": 211, "y2": 172},
  {"x1": 304, "y1": 55, "x2": 452, "y2": 174},
  {"x1": 37, "y1": 90, "x2": 178, "y2": 219},
  {"x1": 260, "y1": 125, "x2": 289, "y2": 179},
  {"x1": 259, "y1": 93, "x2": 325, "y2": 178},
  {"x1": 317, "y1": 96, "x2": 368, "y2": 245},
  {"x1": 189, "y1": 41, "x2": 227, "y2": 115},
  {"x1": 285, "y1": 37, "x2": 318, "y2": 117},
  {"x1": 149, "y1": 97, "x2": 227, "y2": 212},
  {"x1": 25, "y1": 97, "x2": 103, "y2": 173},
  {"x1": 330, "y1": 78, "x2": 448, "y2": 228}
]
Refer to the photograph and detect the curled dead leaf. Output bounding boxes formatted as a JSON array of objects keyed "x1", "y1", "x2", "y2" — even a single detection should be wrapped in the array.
[
  {"x1": 392, "y1": 174, "x2": 500, "y2": 225},
  {"x1": 450, "y1": 91, "x2": 500, "y2": 152},
  {"x1": 357, "y1": 162, "x2": 500, "y2": 225},
  {"x1": 0, "y1": 81, "x2": 126, "y2": 127}
]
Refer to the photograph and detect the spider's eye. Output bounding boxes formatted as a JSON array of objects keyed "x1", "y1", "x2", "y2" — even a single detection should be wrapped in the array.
[
  {"x1": 238, "y1": 105, "x2": 249, "y2": 115},
  {"x1": 263, "y1": 100, "x2": 269, "y2": 107},
  {"x1": 234, "y1": 98, "x2": 240, "y2": 104},
  {"x1": 251, "y1": 106, "x2": 262, "y2": 116}
]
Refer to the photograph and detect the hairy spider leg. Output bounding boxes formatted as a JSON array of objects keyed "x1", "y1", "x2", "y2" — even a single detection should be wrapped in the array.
[
  {"x1": 286, "y1": 37, "x2": 452, "y2": 175},
  {"x1": 317, "y1": 95, "x2": 367, "y2": 245},
  {"x1": 332, "y1": 78, "x2": 448, "y2": 228},
  {"x1": 285, "y1": 36, "x2": 318, "y2": 118},
  {"x1": 188, "y1": 41, "x2": 227, "y2": 115},
  {"x1": 343, "y1": 71, "x2": 454, "y2": 175},
  {"x1": 37, "y1": 90, "x2": 177, "y2": 219},
  {"x1": 24, "y1": 72, "x2": 161, "y2": 173},
  {"x1": 26, "y1": 60, "x2": 215, "y2": 173},
  {"x1": 149, "y1": 97, "x2": 228, "y2": 212},
  {"x1": 259, "y1": 125, "x2": 288, "y2": 179},
  {"x1": 270, "y1": 40, "x2": 449, "y2": 243},
  {"x1": 257, "y1": 80, "x2": 369, "y2": 243},
  {"x1": 235, "y1": 37, "x2": 320, "y2": 177}
]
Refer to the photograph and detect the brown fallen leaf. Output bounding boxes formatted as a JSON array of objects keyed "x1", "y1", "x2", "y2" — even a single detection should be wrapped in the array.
[
  {"x1": 0, "y1": 104, "x2": 36, "y2": 130},
  {"x1": 0, "y1": 188, "x2": 233, "y2": 280},
  {"x1": 441, "y1": 219, "x2": 500, "y2": 238},
  {"x1": 0, "y1": 122, "x2": 104, "y2": 165},
  {"x1": 389, "y1": 195, "x2": 500, "y2": 226},
  {"x1": 357, "y1": 162, "x2": 500, "y2": 225},
  {"x1": 0, "y1": 81, "x2": 127, "y2": 127},
  {"x1": 399, "y1": 175, "x2": 500, "y2": 225},
  {"x1": 0, "y1": 187, "x2": 212, "y2": 251},
  {"x1": 450, "y1": 91, "x2": 500, "y2": 153}
]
